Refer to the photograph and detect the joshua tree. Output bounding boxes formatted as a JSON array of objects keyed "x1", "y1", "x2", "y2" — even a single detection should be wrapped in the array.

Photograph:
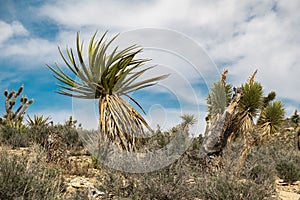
[
  {"x1": 234, "y1": 72, "x2": 285, "y2": 173},
  {"x1": 202, "y1": 87, "x2": 243, "y2": 156},
  {"x1": 202, "y1": 69, "x2": 237, "y2": 156},
  {"x1": 0, "y1": 85, "x2": 34, "y2": 128},
  {"x1": 202, "y1": 70, "x2": 285, "y2": 173},
  {"x1": 47, "y1": 31, "x2": 168, "y2": 151}
]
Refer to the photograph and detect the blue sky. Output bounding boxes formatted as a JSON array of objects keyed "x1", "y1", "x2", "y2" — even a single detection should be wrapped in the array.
[{"x1": 0, "y1": 0, "x2": 300, "y2": 133}]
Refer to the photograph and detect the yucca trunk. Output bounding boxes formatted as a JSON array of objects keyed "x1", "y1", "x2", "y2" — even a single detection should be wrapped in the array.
[
  {"x1": 98, "y1": 94, "x2": 150, "y2": 151},
  {"x1": 236, "y1": 141, "x2": 253, "y2": 174}
]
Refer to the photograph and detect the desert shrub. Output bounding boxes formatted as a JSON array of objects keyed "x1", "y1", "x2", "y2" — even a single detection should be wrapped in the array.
[
  {"x1": 0, "y1": 151, "x2": 65, "y2": 199},
  {"x1": 26, "y1": 125, "x2": 51, "y2": 146},
  {"x1": 59, "y1": 125, "x2": 83, "y2": 151},
  {"x1": 94, "y1": 154, "x2": 204, "y2": 200},
  {"x1": 132, "y1": 167, "x2": 200, "y2": 200},
  {"x1": 28, "y1": 125, "x2": 82, "y2": 150},
  {"x1": 247, "y1": 164, "x2": 272, "y2": 184},
  {"x1": 0, "y1": 125, "x2": 30, "y2": 148},
  {"x1": 0, "y1": 124, "x2": 83, "y2": 152},
  {"x1": 97, "y1": 170, "x2": 135, "y2": 199},
  {"x1": 89, "y1": 131, "x2": 277, "y2": 200},
  {"x1": 276, "y1": 159, "x2": 300, "y2": 184},
  {"x1": 241, "y1": 145, "x2": 276, "y2": 185},
  {"x1": 198, "y1": 172, "x2": 274, "y2": 200},
  {"x1": 94, "y1": 149, "x2": 275, "y2": 200}
]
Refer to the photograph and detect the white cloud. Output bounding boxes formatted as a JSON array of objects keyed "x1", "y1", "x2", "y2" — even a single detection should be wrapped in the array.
[
  {"x1": 208, "y1": 1, "x2": 300, "y2": 103},
  {"x1": 2, "y1": 38, "x2": 56, "y2": 57},
  {"x1": 1, "y1": 0, "x2": 300, "y2": 125},
  {"x1": 0, "y1": 20, "x2": 28, "y2": 45},
  {"x1": 0, "y1": 21, "x2": 59, "y2": 67}
]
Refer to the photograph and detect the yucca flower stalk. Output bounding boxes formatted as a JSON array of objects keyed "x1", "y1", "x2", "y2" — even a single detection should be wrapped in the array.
[{"x1": 47, "y1": 31, "x2": 168, "y2": 151}]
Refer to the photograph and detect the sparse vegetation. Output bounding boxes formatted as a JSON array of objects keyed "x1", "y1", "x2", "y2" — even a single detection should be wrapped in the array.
[
  {"x1": 0, "y1": 31, "x2": 299, "y2": 199},
  {"x1": 0, "y1": 116, "x2": 299, "y2": 199},
  {"x1": 0, "y1": 150, "x2": 64, "y2": 200}
]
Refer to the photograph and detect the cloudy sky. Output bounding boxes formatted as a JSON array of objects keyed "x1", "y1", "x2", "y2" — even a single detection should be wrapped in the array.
[{"x1": 0, "y1": 0, "x2": 299, "y2": 134}]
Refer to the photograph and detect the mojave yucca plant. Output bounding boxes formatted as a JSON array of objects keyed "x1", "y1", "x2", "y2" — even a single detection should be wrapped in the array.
[{"x1": 47, "y1": 31, "x2": 168, "y2": 151}]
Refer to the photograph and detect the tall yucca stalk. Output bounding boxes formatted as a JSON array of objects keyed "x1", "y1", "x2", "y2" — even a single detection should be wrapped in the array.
[{"x1": 47, "y1": 31, "x2": 168, "y2": 151}]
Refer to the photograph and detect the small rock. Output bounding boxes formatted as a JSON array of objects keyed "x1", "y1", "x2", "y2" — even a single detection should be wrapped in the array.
[
  {"x1": 69, "y1": 177, "x2": 95, "y2": 188},
  {"x1": 89, "y1": 188, "x2": 105, "y2": 198},
  {"x1": 278, "y1": 190, "x2": 300, "y2": 200},
  {"x1": 66, "y1": 186, "x2": 77, "y2": 194}
]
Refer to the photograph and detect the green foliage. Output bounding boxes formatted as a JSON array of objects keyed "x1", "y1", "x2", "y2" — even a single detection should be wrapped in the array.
[
  {"x1": 207, "y1": 81, "x2": 232, "y2": 116},
  {"x1": 258, "y1": 101, "x2": 285, "y2": 133},
  {"x1": 276, "y1": 159, "x2": 300, "y2": 184},
  {"x1": 180, "y1": 114, "x2": 197, "y2": 131},
  {"x1": 263, "y1": 91, "x2": 276, "y2": 107},
  {"x1": 64, "y1": 115, "x2": 80, "y2": 128},
  {"x1": 205, "y1": 70, "x2": 287, "y2": 175},
  {"x1": 239, "y1": 82, "x2": 263, "y2": 118}
]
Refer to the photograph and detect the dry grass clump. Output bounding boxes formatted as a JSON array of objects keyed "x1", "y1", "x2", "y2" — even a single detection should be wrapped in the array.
[{"x1": 0, "y1": 148, "x2": 65, "y2": 200}]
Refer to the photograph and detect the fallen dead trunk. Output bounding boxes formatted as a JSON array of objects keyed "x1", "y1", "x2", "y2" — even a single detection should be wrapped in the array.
[{"x1": 200, "y1": 88, "x2": 243, "y2": 157}]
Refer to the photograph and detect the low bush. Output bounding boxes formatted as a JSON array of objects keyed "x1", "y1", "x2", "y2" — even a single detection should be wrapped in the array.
[
  {"x1": 0, "y1": 124, "x2": 83, "y2": 151},
  {"x1": 0, "y1": 125, "x2": 30, "y2": 148},
  {"x1": 197, "y1": 172, "x2": 274, "y2": 200},
  {"x1": 276, "y1": 159, "x2": 300, "y2": 184},
  {"x1": 0, "y1": 150, "x2": 65, "y2": 199}
]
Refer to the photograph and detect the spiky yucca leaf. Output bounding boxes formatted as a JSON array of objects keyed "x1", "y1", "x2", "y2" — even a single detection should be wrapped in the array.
[
  {"x1": 27, "y1": 114, "x2": 50, "y2": 126},
  {"x1": 99, "y1": 94, "x2": 151, "y2": 151},
  {"x1": 47, "y1": 31, "x2": 168, "y2": 99},
  {"x1": 258, "y1": 101, "x2": 285, "y2": 133},
  {"x1": 47, "y1": 31, "x2": 169, "y2": 151},
  {"x1": 207, "y1": 81, "x2": 232, "y2": 116},
  {"x1": 239, "y1": 82, "x2": 263, "y2": 119}
]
